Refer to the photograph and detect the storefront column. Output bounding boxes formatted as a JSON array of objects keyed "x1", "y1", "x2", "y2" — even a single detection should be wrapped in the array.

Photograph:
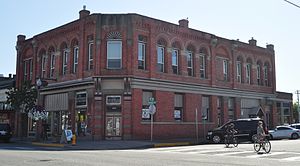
[
  {"x1": 94, "y1": 94, "x2": 103, "y2": 140},
  {"x1": 123, "y1": 95, "x2": 132, "y2": 139}
]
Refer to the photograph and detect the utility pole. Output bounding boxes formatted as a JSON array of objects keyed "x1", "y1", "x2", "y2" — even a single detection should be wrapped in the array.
[{"x1": 295, "y1": 90, "x2": 300, "y2": 122}]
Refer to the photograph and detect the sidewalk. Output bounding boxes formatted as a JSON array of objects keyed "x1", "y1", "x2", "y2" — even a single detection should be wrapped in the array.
[{"x1": 12, "y1": 137, "x2": 208, "y2": 150}]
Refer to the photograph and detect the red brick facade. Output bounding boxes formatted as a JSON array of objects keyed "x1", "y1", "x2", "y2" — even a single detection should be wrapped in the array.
[{"x1": 15, "y1": 8, "x2": 292, "y2": 141}]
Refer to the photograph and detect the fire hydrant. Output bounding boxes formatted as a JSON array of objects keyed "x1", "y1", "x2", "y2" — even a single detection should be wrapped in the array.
[{"x1": 72, "y1": 134, "x2": 76, "y2": 146}]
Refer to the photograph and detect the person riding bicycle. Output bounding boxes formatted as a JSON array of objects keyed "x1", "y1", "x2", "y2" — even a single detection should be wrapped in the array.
[
  {"x1": 257, "y1": 121, "x2": 266, "y2": 143},
  {"x1": 225, "y1": 123, "x2": 237, "y2": 140}
]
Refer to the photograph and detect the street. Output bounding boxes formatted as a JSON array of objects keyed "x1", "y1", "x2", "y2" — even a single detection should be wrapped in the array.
[{"x1": 0, "y1": 139, "x2": 300, "y2": 166}]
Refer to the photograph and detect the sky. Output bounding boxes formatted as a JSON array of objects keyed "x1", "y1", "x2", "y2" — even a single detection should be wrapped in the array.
[{"x1": 1, "y1": 0, "x2": 300, "y2": 101}]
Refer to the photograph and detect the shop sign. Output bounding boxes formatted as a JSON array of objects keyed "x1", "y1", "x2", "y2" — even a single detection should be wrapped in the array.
[
  {"x1": 76, "y1": 92, "x2": 87, "y2": 107},
  {"x1": 106, "y1": 96, "x2": 121, "y2": 105}
]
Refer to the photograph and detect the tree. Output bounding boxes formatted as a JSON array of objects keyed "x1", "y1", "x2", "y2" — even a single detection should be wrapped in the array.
[
  {"x1": 5, "y1": 81, "x2": 37, "y2": 113},
  {"x1": 292, "y1": 103, "x2": 299, "y2": 123}
]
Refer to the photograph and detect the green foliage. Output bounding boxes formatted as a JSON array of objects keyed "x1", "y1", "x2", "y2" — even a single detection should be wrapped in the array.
[{"x1": 5, "y1": 81, "x2": 37, "y2": 113}]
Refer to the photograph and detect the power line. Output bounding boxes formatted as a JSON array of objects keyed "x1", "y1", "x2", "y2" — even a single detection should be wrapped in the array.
[{"x1": 284, "y1": 0, "x2": 300, "y2": 8}]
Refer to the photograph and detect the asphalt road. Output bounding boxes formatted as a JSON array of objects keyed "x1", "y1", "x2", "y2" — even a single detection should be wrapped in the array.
[{"x1": 0, "y1": 139, "x2": 299, "y2": 166}]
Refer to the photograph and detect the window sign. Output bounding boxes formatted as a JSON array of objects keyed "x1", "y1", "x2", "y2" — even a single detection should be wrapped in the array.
[
  {"x1": 142, "y1": 109, "x2": 150, "y2": 120},
  {"x1": 76, "y1": 92, "x2": 87, "y2": 107},
  {"x1": 174, "y1": 110, "x2": 181, "y2": 120},
  {"x1": 106, "y1": 96, "x2": 121, "y2": 105}
]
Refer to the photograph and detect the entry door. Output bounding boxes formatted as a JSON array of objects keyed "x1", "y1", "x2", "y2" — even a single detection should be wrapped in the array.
[{"x1": 105, "y1": 115, "x2": 122, "y2": 139}]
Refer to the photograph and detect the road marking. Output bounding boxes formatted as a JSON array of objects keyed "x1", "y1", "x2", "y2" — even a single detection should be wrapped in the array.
[
  {"x1": 281, "y1": 156, "x2": 300, "y2": 161},
  {"x1": 214, "y1": 151, "x2": 253, "y2": 156},
  {"x1": 247, "y1": 152, "x2": 287, "y2": 158}
]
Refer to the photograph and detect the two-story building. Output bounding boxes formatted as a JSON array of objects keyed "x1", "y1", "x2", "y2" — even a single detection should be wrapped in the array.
[{"x1": 15, "y1": 7, "x2": 292, "y2": 141}]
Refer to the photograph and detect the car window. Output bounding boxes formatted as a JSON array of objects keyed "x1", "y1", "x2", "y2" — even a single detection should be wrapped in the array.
[{"x1": 277, "y1": 127, "x2": 291, "y2": 130}]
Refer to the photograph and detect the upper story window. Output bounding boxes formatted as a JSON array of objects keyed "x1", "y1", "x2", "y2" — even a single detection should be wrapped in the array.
[
  {"x1": 257, "y1": 63, "x2": 261, "y2": 85},
  {"x1": 88, "y1": 41, "x2": 94, "y2": 70},
  {"x1": 107, "y1": 32, "x2": 122, "y2": 69},
  {"x1": 62, "y1": 49, "x2": 69, "y2": 75},
  {"x1": 138, "y1": 35, "x2": 147, "y2": 70},
  {"x1": 41, "y1": 55, "x2": 47, "y2": 78},
  {"x1": 246, "y1": 63, "x2": 251, "y2": 84},
  {"x1": 172, "y1": 49, "x2": 179, "y2": 74},
  {"x1": 236, "y1": 61, "x2": 242, "y2": 83},
  {"x1": 199, "y1": 48, "x2": 207, "y2": 79},
  {"x1": 73, "y1": 46, "x2": 79, "y2": 73},
  {"x1": 157, "y1": 38, "x2": 167, "y2": 73},
  {"x1": 50, "y1": 52, "x2": 55, "y2": 78},
  {"x1": 264, "y1": 63, "x2": 269, "y2": 86},
  {"x1": 23, "y1": 59, "x2": 32, "y2": 81},
  {"x1": 157, "y1": 46, "x2": 164, "y2": 72},
  {"x1": 223, "y1": 59, "x2": 229, "y2": 81},
  {"x1": 187, "y1": 51, "x2": 194, "y2": 76}
]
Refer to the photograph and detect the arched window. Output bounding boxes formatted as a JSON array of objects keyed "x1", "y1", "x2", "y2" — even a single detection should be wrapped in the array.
[
  {"x1": 71, "y1": 39, "x2": 79, "y2": 74},
  {"x1": 256, "y1": 61, "x2": 262, "y2": 85},
  {"x1": 107, "y1": 32, "x2": 122, "y2": 69},
  {"x1": 186, "y1": 44, "x2": 195, "y2": 76},
  {"x1": 246, "y1": 58, "x2": 252, "y2": 84},
  {"x1": 264, "y1": 62, "x2": 270, "y2": 86},
  {"x1": 48, "y1": 46, "x2": 55, "y2": 78},
  {"x1": 171, "y1": 41, "x2": 181, "y2": 74},
  {"x1": 199, "y1": 48, "x2": 208, "y2": 79},
  {"x1": 60, "y1": 42, "x2": 69, "y2": 75},
  {"x1": 38, "y1": 49, "x2": 47, "y2": 78},
  {"x1": 157, "y1": 38, "x2": 167, "y2": 72},
  {"x1": 236, "y1": 56, "x2": 243, "y2": 83}
]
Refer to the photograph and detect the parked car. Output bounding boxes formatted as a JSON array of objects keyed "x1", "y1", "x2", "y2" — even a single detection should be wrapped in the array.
[
  {"x1": 206, "y1": 118, "x2": 267, "y2": 143},
  {"x1": 269, "y1": 126, "x2": 300, "y2": 140},
  {"x1": 0, "y1": 123, "x2": 12, "y2": 142},
  {"x1": 289, "y1": 123, "x2": 300, "y2": 130}
]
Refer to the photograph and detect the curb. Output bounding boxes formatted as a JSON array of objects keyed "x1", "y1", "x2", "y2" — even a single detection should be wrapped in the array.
[
  {"x1": 153, "y1": 142, "x2": 191, "y2": 148},
  {"x1": 32, "y1": 142, "x2": 65, "y2": 148}
]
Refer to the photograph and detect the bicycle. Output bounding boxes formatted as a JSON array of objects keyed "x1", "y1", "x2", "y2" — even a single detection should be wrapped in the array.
[
  {"x1": 253, "y1": 134, "x2": 271, "y2": 153},
  {"x1": 224, "y1": 134, "x2": 238, "y2": 148}
]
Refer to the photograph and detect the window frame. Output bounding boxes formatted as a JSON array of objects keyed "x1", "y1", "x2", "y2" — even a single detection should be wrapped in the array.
[
  {"x1": 187, "y1": 51, "x2": 193, "y2": 76},
  {"x1": 223, "y1": 60, "x2": 228, "y2": 81},
  {"x1": 157, "y1": 45, "x2": 165, "y2": 72},
  {"x1": 41, "y1": 55, "x2": 47, "y2": 78},
  {"x1": 107, "y1": 40, "x2": 122, "y2": 69},
  {"x1": 50, "y1": 53, "x2": 55, "y2": 78},
  {"x1": 236, "y1": 61, "x2": 242, "y2": 83},
  {"x1": 138, "y1": 41, "x2": 146, "y2": 70},
  {"x1": 62, "y1": 49, "x2": 68, "y2": 75},
  {"x1": 73, "y1": 46, "x2": 79, "y2": 74},
  {"x1": 88, "y1": 41, "x2": 94, "y2": 70},
  {"x1": 172, "y1": 49, "x2": 179, "y2": 74},
  {"x1": 257, "y1": 64, "x2": 261, "y2": 85},
  {"x1": 199, "y1": 54, "x2": 206, "y2": 79},
  {"x1": 246, "y1": 63, "x2": 251, "y2": 84}
]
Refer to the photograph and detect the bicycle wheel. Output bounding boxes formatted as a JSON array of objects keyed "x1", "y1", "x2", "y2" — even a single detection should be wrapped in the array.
[
  {"x1": 233, "y1": 137, "x2": 238, "y2": 147},
  {"x1": 263, "y1": 140, "x2": 271, "y2": 153},
  {"x1": 253, "y1": 140, "x2": 261, "y2": 152},
  {"x1": 224, "y1": 137, "x2": 230, "y2": 147}
]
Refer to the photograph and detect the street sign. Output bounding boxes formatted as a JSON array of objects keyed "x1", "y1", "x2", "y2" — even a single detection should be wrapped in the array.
[
  {"x1": 148, "y1": 97, "x2": 156, "y2": 105},
  {"x1": 148, "y1": 104, "x2": 156, "y2": 115}
]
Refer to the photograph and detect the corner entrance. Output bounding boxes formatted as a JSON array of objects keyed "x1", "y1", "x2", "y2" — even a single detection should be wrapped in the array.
[
  {"x1": 105, "y1": 114, "x2": 122, "y2": 140},
  {"x1": 105, "y1": 95, "x2": 122, "y2": 140}
]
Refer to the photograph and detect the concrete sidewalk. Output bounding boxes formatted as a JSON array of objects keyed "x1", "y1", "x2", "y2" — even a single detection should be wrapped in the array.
[{"x1": 13, "y1": 137, "x2": 207, "y2": 150}]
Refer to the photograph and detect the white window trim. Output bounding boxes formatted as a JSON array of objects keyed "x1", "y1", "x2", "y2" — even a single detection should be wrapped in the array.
[
  {"x1": 73, "y1": 46, "x2": 79, "y2": 73},
  {"x1": 246, "y1": 63, "x2": 251, "y2": 84},
  {"x1": 157, "y1": 46, "x2": 165, "y2": 72},
  {"x1": 187, "y1": 51, "x2": 193, "y2": 76},
  {"x1": 88, "y1": 42, "x2": 94, "y2": 70},
  {"x1": 138, "y1": 42, "x2": 146, "y2": 69},
  {"x1": 199, "y1": 54, "x2": 206, "y2": 78},
  {"x1": 107, "y1": 40, "x2": 122, "y2": 69},
  {"x1": 223, "y1": 60, "x2": 228, "y2": 81}
]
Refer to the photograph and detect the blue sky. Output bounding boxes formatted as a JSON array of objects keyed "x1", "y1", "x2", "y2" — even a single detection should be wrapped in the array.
[{"x1": 1, "y1": 0, "x2": 299, "y2": 99}]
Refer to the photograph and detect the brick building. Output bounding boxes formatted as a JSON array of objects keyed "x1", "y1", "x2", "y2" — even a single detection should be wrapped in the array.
[{"x1": 15, "y1": 7, "x2": 292, "y2": 141}]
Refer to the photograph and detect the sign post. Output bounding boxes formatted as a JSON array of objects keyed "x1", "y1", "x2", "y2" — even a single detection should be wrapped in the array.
[{"x1": 148, "y1": 97, "x2": 156, "y2": 141}]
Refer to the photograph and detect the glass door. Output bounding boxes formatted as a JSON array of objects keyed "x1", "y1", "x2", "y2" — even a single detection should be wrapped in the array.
[{"x1": 105, "y1": 115, "x2": 121, "y2": 139}]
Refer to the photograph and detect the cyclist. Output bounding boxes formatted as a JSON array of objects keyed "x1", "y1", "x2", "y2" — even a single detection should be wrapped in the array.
[
  {"x1": 257, "y1": 121, "x2": 266, "y2": 143},
  {"x1": 225, "y1": 123, "x2": 237, "y2": 143}
]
